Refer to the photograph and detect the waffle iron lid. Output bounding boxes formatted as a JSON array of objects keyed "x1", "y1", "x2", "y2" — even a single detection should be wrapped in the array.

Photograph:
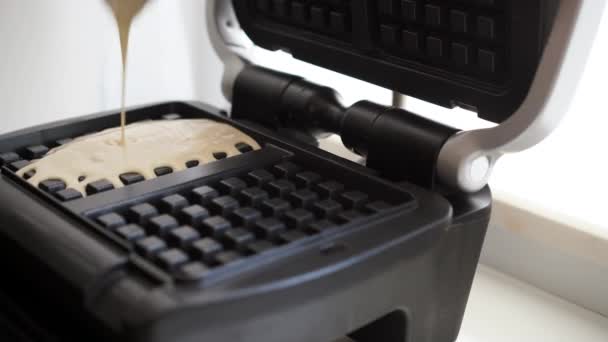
[{"x1": 232, "y1": 0, "x2": 559, "y2": 123}]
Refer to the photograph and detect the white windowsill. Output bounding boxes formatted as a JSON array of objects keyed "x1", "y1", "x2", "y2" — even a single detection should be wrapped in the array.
[
  {"x1": 483, "y1": 190, "x2": 608, "y2": 318},
  {"x1": 459, "y1": 265, "x2": 608, "y2": 342}
]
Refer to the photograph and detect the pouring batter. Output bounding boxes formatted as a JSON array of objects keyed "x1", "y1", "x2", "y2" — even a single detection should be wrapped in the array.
[
  {"x1": 17, "y1": 119, "x2": 260, "y2": 195},
  {"x1": 106, "y1": 0, "x2": 147, "y2": 145}
]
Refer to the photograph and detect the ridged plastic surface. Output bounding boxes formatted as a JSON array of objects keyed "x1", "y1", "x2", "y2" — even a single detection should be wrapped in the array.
[
  {"x1": 234, "y1": 0, "x2": 554, "y2": 122},
  {"x1": 0, "y1": 105, "x2": 415, "y2": 285},
  {"x1": 87, "y1": 159, "x2": 413, "y2": 282}
]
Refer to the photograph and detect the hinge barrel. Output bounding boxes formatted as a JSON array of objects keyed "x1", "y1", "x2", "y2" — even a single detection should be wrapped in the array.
[{"x1": 232, "y1": 66, "x2": 458, "y2": 190}]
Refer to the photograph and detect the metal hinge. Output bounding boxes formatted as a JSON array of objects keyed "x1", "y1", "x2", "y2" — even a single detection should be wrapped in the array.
[
  {"x1": 206, "y1": 0, "x2": 605, "y2": 193},
  {"x1": 231, "y1": 65, "x2": 459, "y2": 190}
]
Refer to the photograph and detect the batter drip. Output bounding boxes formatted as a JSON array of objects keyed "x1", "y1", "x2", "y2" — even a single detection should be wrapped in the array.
[
  {"x1": 18, "y1": 119, "x2": 260, "y2": 195},
  {"x1": 106, "y1": 0, "x2": 147, "y2": 145}
]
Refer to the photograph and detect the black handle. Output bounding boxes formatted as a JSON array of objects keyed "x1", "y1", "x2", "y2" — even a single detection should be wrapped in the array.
[{"x1": 232, "y1": 66, "x2": 459, "y2": 189}]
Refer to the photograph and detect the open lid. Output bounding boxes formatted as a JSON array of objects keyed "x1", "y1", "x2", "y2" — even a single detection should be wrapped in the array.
[
  {"x1": 207, "y1": 0, "x2": 605, "y2": 192},
  {"x1": 232, "y1": 0, "x2": 557, "y2": 124}
]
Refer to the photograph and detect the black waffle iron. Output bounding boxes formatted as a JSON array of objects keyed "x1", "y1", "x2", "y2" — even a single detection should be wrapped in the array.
[{"x1": 0, "y1": 1, "x2": 603, "y2": 341}]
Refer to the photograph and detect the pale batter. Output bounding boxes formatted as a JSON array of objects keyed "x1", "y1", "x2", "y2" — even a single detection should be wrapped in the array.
[
  {"x1": 17, "y1": 120, "x2": 260, "y2": 195},
  {"x1": 106, "y1": 0, "x2": 147, "y2": 145}
]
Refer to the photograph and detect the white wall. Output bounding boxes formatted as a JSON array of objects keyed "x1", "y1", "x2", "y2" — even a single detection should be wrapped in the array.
[{"x1": 0, "y1": 0, "x2": 224, "y2": 133}]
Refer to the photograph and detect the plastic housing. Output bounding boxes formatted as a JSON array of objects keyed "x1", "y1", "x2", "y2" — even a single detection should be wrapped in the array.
[
  {"x1": 232, "y1": 0, "x2": 558, "y2": 123},
  {"x1": 0, "y1": 102, "x2": 491, "y2": 341}
]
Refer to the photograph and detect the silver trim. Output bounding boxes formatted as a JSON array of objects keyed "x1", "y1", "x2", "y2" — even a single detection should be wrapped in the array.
[
  {"x1": 205, "y1": 0, "x2": 253, "y2": 102},
  {"x1": 437, "y1": 0, "x2": 606, "y2": 192}
]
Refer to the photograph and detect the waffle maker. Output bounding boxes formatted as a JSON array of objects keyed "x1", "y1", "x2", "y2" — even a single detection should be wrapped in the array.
[{"x1": 0, "y1": 1, "x2": 604, "y2": 341}]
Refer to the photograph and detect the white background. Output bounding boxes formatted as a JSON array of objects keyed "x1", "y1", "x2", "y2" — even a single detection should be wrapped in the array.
[{"x1": 0, "y1": 0, "x2": 223, "y2": 131}]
